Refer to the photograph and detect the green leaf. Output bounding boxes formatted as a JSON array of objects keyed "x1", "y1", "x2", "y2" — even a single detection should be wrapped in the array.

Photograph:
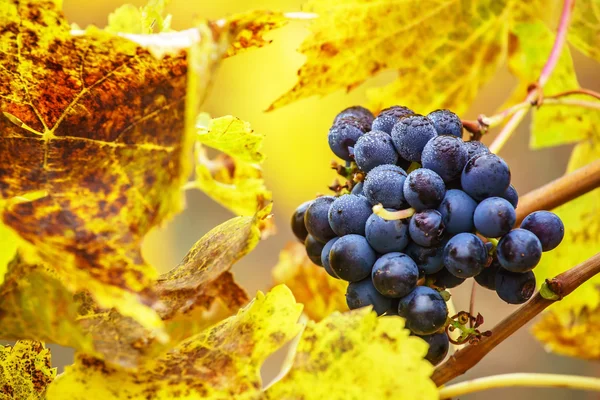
[
  {"x1": 0, "y1": 341, "x2": 56, "y2": 399},
  {"x1": 46, "y1": 286, "x2": 303, "y2": 400},
  {"x1": 106, "y1": 0, "x2": 172, "y2": 34},
  {"x1": 568, "y1": 0, "x2": 600, "y2": 63},
  {"x1": 265, "y1": 309, "x2": 437, "y2": 400}
]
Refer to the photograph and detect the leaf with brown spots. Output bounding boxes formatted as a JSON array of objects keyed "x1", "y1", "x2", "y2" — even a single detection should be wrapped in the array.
[
  {"x1": 265, "y1": 308, "x2": 437, "y2": 399},
  {"x1": 0, "y1": 341, "x2": 56, "y2": 399},
  {"x1": 567, "y1": 0, "x2": 600, "y2": 64},
  {"x1": 272, "y1": 242, "x2": 348, "y2": 322},
  {"x1": 268, "y1": 0, "x2": 557, "y2": 114},
  {"x1": 46, "y1": 285, "x2": 303, "y2": 400},
  {"x1": 0, "y1": 0, "x2": 194, "y2": 331},
  {"x1": 0, "y1": 211, "x2": 266, "y2": 368},
  {"x1": 532, "y1": 298, "x2": 600, "y2": 360},
  {"x1": 221, "y1": 10, "x2": 288, "y2": 58},
  {"x1": 191, "y1": 116, "x2": 272, "y2": 215}
]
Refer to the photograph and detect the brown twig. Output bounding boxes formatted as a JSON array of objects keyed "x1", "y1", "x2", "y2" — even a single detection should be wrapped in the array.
[
  {"x1": 545, "y1": 88, "x2": 600, "y2": 101},
  {"x1": 432, "y1": 252, "x2": 600, "y2": 386},
  {"x1": 515, "y1": 158, "x2": 600, "y2": 225}
]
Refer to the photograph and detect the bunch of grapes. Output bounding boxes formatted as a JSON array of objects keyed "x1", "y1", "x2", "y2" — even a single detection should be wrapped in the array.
[{"x1": 291, "y1": 105, "x2": 565, "y2": 365}]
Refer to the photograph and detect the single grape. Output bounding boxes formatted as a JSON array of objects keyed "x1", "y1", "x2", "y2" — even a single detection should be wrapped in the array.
[
  {"x1": 334, "y1": 106, "x2": 374, "y2": 126},
  {"x1": 330, "y1": 234, "x2": 377, "y2": 282},
  {"x1": 430, "y1": 267, "x2": 466, "y2": 289},
  {"x1": 427, "y1": 109, "x2": 463, "y2": 138},
  {"x1": 365, "y1": 212, "x2": 409, "y2": 253},
  {"x1": 363, "y1": 164, "x2": 407, "y2": 208},
  {"x1": 474, "y1": 197, "x2": 516, "y2": 238},
  {"x1": 346, "y1": 278, "x2": 393, "y2": 316},
  {"x1": 495, "y1": 269, "x2": 536, "y2": 304},
  {"x1": 354, "y1": 130, "x2": 399, "y2": 172},
  {"x1": 403, "y1": 168, "x2": 446, "y2": 211},
  {"x1": 321, "y1": 237, "x2": 340, "y2": 279},
  {"x1": 328, "y1": 194, "x2": 372, "y2": 236},
  {"x1": 437, "y1": 189, "x2": 477, "y2": 234},
  {"x1": 497, "y1": 229, "x2": 543, "y2": 272},
  {"x1": 391, "y1": 115, "x2": 438, "y2": 162},
  {"x1": 305, "y1": 235, "x2": 325, "y2": 266},
  {"x1": 443, "y1": 233, "x2": 487, "y2": 278},
  {"x1": 419, "y1": 332, "x2": 450, "y2": 365},
  {"x1": 371, "y1": 253, "x2": 419, "y2": 298},
  {"x1": 291, "y1": 200, "x2": 311, "y2": 242},
  {"x1": 520, "y1": 211, "x2": 564, "y2": 251},
  {"x1": 474, "y1": 256, "x2": 501, "y2": 290},
  {"x1": 328, "y1": 116, "x2": 369, "y2": 161},
  {"x1": 463, "y1": 140, "x2": 489, "y2": 160},
  {"x1": 501, "y1": 184, "x2": 519, "y2": 208},
  {"x1": 409, "y1": 210, "x2": 445, "y2": 247},
  {"x1": 398, "y1": 286, "x2": 448, "y2": 335},
  {"x1": 421, "y1": 135, "x2": 468, "y2": 182},
  {"x1": 405, "y1": 241, "x2": 445, "y2": 275},
  {"x1": 304, "y1": 196, "x2": 336, "y2": 243},
  {"x1": 461, "y1": 153, "x2": 511, "y2": 201},
  {"x1": 372, "y1": 105, "x2": 414, "y2": 133},
  {"x1": 351, "y1": 181, "x2": 364, "y2": 196}
]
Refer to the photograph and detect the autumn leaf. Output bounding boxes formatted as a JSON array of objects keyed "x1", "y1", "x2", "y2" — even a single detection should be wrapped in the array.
[
  {"x1": 0, "y1": 0, "x2": 192, "y2": 331},
  {"x1": 0, "y1": 221, "x2": 18, "y2": 286},
  {"x1": 0, "y1": 211, "x2": 266, "y2": 368},
  {"x1": 222, "y1": 11, "x2": 288, "y2": 58},
  {"x1": 190, "y1": 115, "x2": 272, "y2": 216},
  {"x1": 0, "y1": 341, "x2": 56, "y2": 399},
  {"x1": 265, "y1": 308, "x2": 437, "y2": 400},
  {"x1": 567, "y1": 0, "x2": 600, "y2": 63},
  {"x1": 269, "y1": 0, "x2": 554, "y2": 114},
  {"x1": 272, "y1": 242, "x2": 348, "y2": 321},
  {"x1": 532, "y1": 297, "x2": 600, "y2": 360},
  {"x1": 46, "y1": 285, "x2": 303, "y2": 400}
]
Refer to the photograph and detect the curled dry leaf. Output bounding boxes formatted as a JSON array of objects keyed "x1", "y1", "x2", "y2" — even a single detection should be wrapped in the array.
[
  {"x1": 46, "y1": 286, "x2": 303, "y2": 400},
  {"x1": 272, "y1": 242, "x2": 348, "y2": 321},
  {"x1": 0, "y1": 340, "x2": 56, "y2": 399}
]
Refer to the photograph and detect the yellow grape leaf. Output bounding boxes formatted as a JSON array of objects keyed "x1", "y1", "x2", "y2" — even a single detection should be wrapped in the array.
[
  {"x1": 532, "y1": 298, "x2": 600, "y2": 360},
  {"x1": 0, "y1": 212, "x2": 265, "y2": 368},
  {"x1": 106, "y1": 0, "x2": 172, "y2": 34},
  {"x1": 568, "y1": 0, "x2": 600, "y2": 63},
  {"x1": 506, "y1": 21, "x2": 600, "y2": 148},
  {"x1": 272, "y1": 242, "x2": 348, "y2": 321},
  {"x1": 265, "y1": 308, "x2": 437, "y2": 400},
  {"x1": 46, "y1": 285, "x2": 303, "y2": 400},
  {"x1": 197, "y1": 115, "x2": 265, "y2": 163},
  {"x1": 0, "y1": 221, "x2": 18, "y2": 286},
  {"x1": 0, "y1": 0, "x2": 194, "y2": 330},
  {"x1": 222, "y1": 11, "x2": 288, "y2": 58},
  {"x1": 0, "y1": 341, "x2": 56, "y2": 399},
  {"x1": 269, "y1": 0, "x2": 554, "y2": 114},
  {"x1": 193, "y1": 149, "x2": 272, "y2": 216}
]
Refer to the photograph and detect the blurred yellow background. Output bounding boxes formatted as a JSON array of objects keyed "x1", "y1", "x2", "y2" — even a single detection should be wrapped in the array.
[{"x1": 56, "y1": 1, "x2": 600, "y2": 398}]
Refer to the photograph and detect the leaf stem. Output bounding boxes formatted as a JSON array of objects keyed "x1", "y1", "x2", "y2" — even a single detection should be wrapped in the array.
[
  {"x1": 438, "y1": 373, "x2": 600, "y2": 399},
  {"x1": 432, "y1": 252, "x2": 600, "y2": 386},
  {"x1": 468, "y1": 281, "x2": 476, "y2": 328},
  {"x1": 488, "y1": 0, "x2": 575, "y2": 153},
  {"x1": 515, "y1": 158, "x2": 600, "y2": 225}
]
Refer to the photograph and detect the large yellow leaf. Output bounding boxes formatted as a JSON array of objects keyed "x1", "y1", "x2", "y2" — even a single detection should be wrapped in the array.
[
  {"x1": 269, "y1": 0, "x2": 555, "y2": 114},
  {"x1": 0, "y1": 0, "x2": 192, "y2": 331},
  {"x1": 568, "y1": 0, "x2": 600, "y2": 63},
  {"x1": 0, "y1": 341, "x2": 56, "y2": 399},
  {"x1": 272, "y1": 242, "x2": 348, "y2": 321},
  {"x1": 265, "y1": 308, "x2": 437, "y2": 400},
  {"x1": 506, "y1": 21, "x2": 600, "y2": 148},
  {"x1": 46, "y1": 285, "x2": 303, "y2": 400}
]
